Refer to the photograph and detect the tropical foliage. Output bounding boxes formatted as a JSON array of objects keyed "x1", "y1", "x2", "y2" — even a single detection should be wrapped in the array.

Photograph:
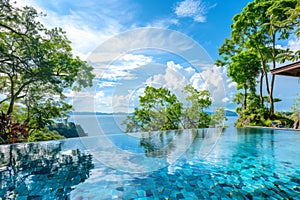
[
  {"x1": 216, "y1": 0, "x2": 300, "y2": 127},
  {"x1": 0, "y1": 111, "x2": 28, "y2": 144},
  {"x1": 27, "y1": 128, "x2": 65, "y2": 142},
  {"x1": 123, "y1": 85, "x2": 226, "y2": 132},
  {"x1": 0, "y1": 0, "x2": 94, "y2": 143}
]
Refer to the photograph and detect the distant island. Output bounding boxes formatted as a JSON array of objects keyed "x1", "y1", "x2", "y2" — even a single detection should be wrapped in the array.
[
  {"x1": 71, "y1": 110, "x2": 238, "y2": 117},
  {"x1": 225, "y1": 110, "x2": 238, "y2": 116},
  {"x1": 71, "y1": 112, "x2": 130, "y2": 115}
]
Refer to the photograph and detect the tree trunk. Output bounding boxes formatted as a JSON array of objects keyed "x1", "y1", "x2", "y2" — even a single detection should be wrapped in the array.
[
  {"x1": 243, "y1": 84, "x2": 247, "y2": 110},
  {"x1": 269, "y1": 32, "x2": 276, "y2": 118},
  {"x1": 269, "y1": 74, "x2": 275, "y2": 118},
  {"x1": 255, "y1": 43, "x2": 271, "y2": 96},
  {"x1": 293, "y1": 119, "x2": 300, "y2": 129},
  {"x1": 7, "y1": 90, "x2": 15, "y2": 115},
  {"x1": 7, "y1": 75, "x2": 15, "y2": 115},
  {"x1": 255, "y1": 43, "x2": 272, "y2": 116},
  {"x1": 259, "y1": 73, "x2": 264, "y2": 107}
]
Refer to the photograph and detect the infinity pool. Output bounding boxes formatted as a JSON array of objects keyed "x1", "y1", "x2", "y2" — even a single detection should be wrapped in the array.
[{"x1": 0, "y1": 128, "x2": 300, "y2": 199}]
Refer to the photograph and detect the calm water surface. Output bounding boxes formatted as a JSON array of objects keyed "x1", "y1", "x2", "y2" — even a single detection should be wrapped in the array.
[{"x1": 0, "y1": 116, "x2": 300, "y2": 199}]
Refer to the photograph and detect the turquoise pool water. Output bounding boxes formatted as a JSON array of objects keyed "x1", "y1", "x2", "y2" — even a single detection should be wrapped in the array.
[{"x1": 0, "y1": 127, "x2": 300, "y2": 199}]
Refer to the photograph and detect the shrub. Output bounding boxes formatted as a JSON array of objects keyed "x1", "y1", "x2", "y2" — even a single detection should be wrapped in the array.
[
  {"x1": 0, "y1": 111, "x2": 28, "y2": 144},
  {"x1": 28, "y1": 128, "x2": 64, "y2": 142}
]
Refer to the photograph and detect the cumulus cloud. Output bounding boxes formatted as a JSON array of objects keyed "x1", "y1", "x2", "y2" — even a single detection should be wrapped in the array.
[
  {"x1": 94, "y1": 91, "x2": 114, "y2": 113},
  {"x1": 274, "y1": 38, "x2": 300, "y2": 53},
  {"x1": 144, "y1": 61, "x2": 225, "y2": 107},
  {"x1": 16, "y1": 0, "x2": 128, "y2": 60},
  {"x1": 227, "y1": 82, "x2": 237, "y2": 89},
  {"x1": 100, "y1": 54, "x2": 153, "y2": 82},
  {"x1": 41, "y1": 11, "x2": 121, "y2": 60},
  {"x1": 145, "y1": 61, "x2": 191, "y2": 96},
  {"x1": 287, "y1": 38, "x2": 300, "y2": 52},
  {"x1": 95, "y1": 91, "x2": 105, "y2": 99},
  {"x1": 190, "y1": 67, "x2": 225, "y2": 106},
  {"x1": 174, "y1": 0, "x2": 216, "y2": 22},
  {"x1": 75, "y1": 60, "x2": 229, "y2": 113},
  {"x1": 94, "y1": 88, "x2": 144, "y2": 113}
]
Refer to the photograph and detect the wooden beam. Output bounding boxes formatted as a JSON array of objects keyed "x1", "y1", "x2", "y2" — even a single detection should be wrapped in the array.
[{"x1": 271, "y1": 61, "x2": 300, "y2": 77}]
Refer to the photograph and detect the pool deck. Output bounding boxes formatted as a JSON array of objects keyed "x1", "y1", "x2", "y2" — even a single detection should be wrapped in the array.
[{"x1": 244, "y1": 126, "x2": 300, "y2": 131}]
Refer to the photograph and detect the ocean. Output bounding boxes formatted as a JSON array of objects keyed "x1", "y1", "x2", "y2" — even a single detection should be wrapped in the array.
[
  {"x1": 71, "y1": 114, "x2": 238, "y2": 136},
  {"x1": 68, "y1": 114, "x2": 237, "y2": 152}
]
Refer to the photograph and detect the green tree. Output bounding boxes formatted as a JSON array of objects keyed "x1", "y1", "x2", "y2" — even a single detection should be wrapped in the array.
[
  {"x1": 228, "y1": 51, "x2": 261, "y2": 110},
  {"x1": 123, "y1": 85, "x2": 225, "y2": 132},
  {"x1": 235, "y1": 93, "x2": 270, "y2": 127},
  {"x1": 277, "y1": 1, "x2": 300, "y2": 61},
  {"x1": 124, "y1": 86, "x2": 183, "y2": 132},
  {"x1": 0, "y1": 1, "x2": 94, "y2": 131},
  {"x1": 210, "y1": 107, "x2": 227, "y2": 128},
  {"x1": 217, "y1": 0, "x2": 299, "y2": 118},
  {"x1": 27, "y1": 128, "x2": 64, "y2": 142},
  {"x1": 182, "y1": 84, "x2": 212, "y2": 128},
  {"x1": 232, "y1": 92, "x2": 244, "y2": 114}
]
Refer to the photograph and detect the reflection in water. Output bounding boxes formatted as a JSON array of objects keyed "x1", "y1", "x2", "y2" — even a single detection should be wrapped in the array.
[
  {"x1": 0, "y1": 142, "x2": 94, "y2": 199},
  {"x1": 140, "y1": 129, "x2": 196, "y2": 158},
  {"x1": 71, "y1": 128, "x2": 300, "y2": 199},
  {"x1": 0, "y1": 129, "x2": 299, "y2": 199},
  {"x1": 139, "y1": 128, "x2": 223, "y2": 160},
  {"x1": 236, "y1": 128, "x2": 276, "y2": 167}
]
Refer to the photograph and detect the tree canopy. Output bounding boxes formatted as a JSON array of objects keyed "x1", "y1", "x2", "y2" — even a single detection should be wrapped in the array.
[
  {"x1": 216, "y1": 0, "x2": 299, "y2": 125},
  {"x1": 123, "y1": 85, "x2": 225, "y2": 132},
  {"x1": 0, "y1": 0, "x2": 94, "y2": 135}
]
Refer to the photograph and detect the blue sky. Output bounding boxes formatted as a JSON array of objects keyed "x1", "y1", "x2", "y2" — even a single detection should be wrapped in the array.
[{"x1": 18, "y1": 0, "x2": 300, "y2": 113}]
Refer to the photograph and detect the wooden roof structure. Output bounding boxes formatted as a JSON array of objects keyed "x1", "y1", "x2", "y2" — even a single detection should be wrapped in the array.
[{"x1": 271, "y1": 61, "x2": 300, "y2": 77}]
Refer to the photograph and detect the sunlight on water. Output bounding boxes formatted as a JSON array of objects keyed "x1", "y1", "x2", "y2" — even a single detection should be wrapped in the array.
[{"x1": 0, "y1": 127, "x2": 300, "y2": 199}]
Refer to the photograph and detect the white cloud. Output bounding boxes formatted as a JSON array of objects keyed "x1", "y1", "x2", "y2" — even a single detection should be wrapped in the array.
[
  {"x1": 175, "y1": 0, "x2": 216, "y2": 22},
  {"x1": 100, "y1": 54, "x2": 153, "y2": 82},
  {"x1": 287, "y1": 38, "x2": 300, "y2": 52},
  {"x1": 227, "y1": 82, "x2": 237, "y2": 89},
  {"x1": 144, "y1": 61, "x2": 225, "y2": 107},
  {"x1": 222, "y1": 97, "x2": 230, "y2": 103},
  {"x1": 94, "y1": 91, "x2": 113, "y2": 113},
  {"x1": 122, "y1": 54, "x2": 153, "y2": 68},
  {"x1": 112, "y1": 95, "x2": 132, "y2": 113},
  {"x1": 111, "y1": 87, "x2": 146, "y2": 113},
  {"x1": 97, "y1": 81, "x2": 118, "y2": 88},
  {"x1": 148, "y1": 18, "x2": 179, "y2": 28},
  {"x1": 88, "y1": 27, "x2": 199, "y2": 63},
  {"x1": 95, "y1": 91, "x2": 105, "y2": 99},
  {"x1": 273, "y1": 38, "x2": 300, "y2": 55},
  {"x1": 190, "y1": 66, "x2": 225, "y2": 106},
  {"x1": 76, "y1": 61, "x2": 227, "y2": 113},
  {"x1": 145, "y1": 61, "x2": 191, "y2": 95},
  {"x1": 94, "y1": 88, "x2": 143, "y2": 113},
  {"x1": 41, "y1": 10, "x2": 121, "y2": 60},
  {"x1": 63, "y1": 89, "x2": 74, "y2": 98},
  {"x1": 16, "y1": 0, "x2": 127, "y2": 60},
  {"x1": 100, "y1": 61, "x2": 197, "y2": 113}
]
